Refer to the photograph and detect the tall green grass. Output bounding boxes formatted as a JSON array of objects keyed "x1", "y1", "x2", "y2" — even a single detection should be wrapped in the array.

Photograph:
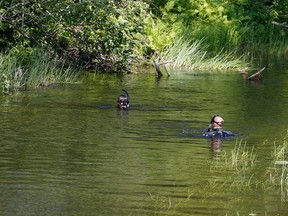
[
  {"x1": 162, "y1": 23, "x2": 287, "y2": 68},
  {"x1": 210, "y1": 139, "x2": 256, "y2": 188},
  {"x1": 243, "y1": 24, "x2": 288, "y2": 57},
  {"x1": 0, "y1": 51, "x2": 19, "y2": 94},
  {"x1": 160, "y1": 37, "x2": 244, "y2": 71},
  {"x1": 0, "y1": 48, "x2": 79, "y2": 94},
  {"x1": 230, "y1": 140, "x2": 256, "y2": 171},
  {"x1": 24, "y1": 49, "x2": 79, "y2": 87},
  {"x1": 209, "y1": 133, "x2": 288, "y2": 198},
  {"x1": 268, "y1": 133, "x2": 288, "y2": 201}
]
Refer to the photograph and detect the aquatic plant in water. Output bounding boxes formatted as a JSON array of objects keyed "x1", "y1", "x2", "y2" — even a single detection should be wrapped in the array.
[
  {"x1": 146, "y1": 134, "x2": 288, "y2": 215},
  {"x1": 148, "y1": 192, "x2": 184, "y2": 215},
  {"x1": 210, "y1": 139, "x2": 256, "y2": 189},
  {"x1": 267, "y1": 133, "x2": 288, "y2": 201}
]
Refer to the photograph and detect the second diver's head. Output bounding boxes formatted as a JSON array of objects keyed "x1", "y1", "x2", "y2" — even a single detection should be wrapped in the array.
[
  {"x1": 210, "y1": 115, "x2": 224, "y2": 130},
  {"x1": 117, "y1": 95, "x2": 129, "y2": 109},
  {"x1": 117, "y1": 89, "x2": 130, "y2": 109}
]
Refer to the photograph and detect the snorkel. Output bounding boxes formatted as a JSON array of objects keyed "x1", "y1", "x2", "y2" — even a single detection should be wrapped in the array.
[{"x1": 122, "y1": 89, "x2": 130, "y2": 102}]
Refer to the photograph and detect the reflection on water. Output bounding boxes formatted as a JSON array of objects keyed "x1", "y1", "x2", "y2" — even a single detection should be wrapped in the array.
[
  {"x1": 0, "y1": 64, "x2": 288, "y2": 215},
  {"x1": 210, "y1": 138, "x2": 223, "y2": 160}
]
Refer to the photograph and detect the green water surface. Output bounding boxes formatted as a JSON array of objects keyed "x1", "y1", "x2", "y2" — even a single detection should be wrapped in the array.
[{"x1": 0, "y1": 61, "x2": 288, "y2": 215}]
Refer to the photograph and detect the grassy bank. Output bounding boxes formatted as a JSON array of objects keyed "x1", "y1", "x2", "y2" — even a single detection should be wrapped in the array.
[
  {"x1": 160, "y1": 37, "x2": 244, "y2": 71},
  {"x1": 0, "y1": 48, "x2": 79, "y2": 94},
  {"x1": 1, "y1": 38, "x2": 246, "y2": 94},
  {"x1": 142, "y1": 17, "x2": 287, "y2": 73}
]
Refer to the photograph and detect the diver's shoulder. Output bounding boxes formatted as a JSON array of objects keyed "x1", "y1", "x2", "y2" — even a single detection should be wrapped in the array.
[{"x1": 202, "y1": 129, "x2": 235, "y2": 138}]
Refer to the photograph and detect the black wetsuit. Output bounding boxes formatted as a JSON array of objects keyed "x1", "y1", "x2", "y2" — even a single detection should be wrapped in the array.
[{"x1": 202, "y1": 128, "x2": 234, "y2": 138}]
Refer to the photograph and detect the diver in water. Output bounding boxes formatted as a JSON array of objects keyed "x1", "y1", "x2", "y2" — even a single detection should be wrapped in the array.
[
  {"x1": 202, "y1": 115, "x2": 234, "y2": 138},
  {"x1": 117, "y1": 89, "x2": 130, "y2": 109}
]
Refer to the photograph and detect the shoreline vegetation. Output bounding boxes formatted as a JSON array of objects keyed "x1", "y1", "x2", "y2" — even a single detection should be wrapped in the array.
[
  {"x1": 1, "y1": 0, "x2": 288, "y2": 93},
  {"x1": 0, "y1": 48, "x2": 78, "y2": 94}
]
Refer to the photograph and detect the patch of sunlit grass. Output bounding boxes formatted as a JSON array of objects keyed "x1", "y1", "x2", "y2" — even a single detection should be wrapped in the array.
[
  {"x1": 0, "y1": 48, "x2": 79, "y2": 94},
  {"x1": 267, "y1": 132, "x2": 288, "y2": 201},
  {"x1": 161, "y1": 37, "x2": 244, "y2": 71},
  {"x1": 213, "y1": 139, "x2": 256, "y2": 171},
  {"x1": 0, "y1": 51, "x2": 21, "y2": 94},
  {"x1": 210, "y1": 139, "x2": 257, "y2": 188},
  {"x1": 24, "y1": 49, "x2": 79, "y2": 87}
]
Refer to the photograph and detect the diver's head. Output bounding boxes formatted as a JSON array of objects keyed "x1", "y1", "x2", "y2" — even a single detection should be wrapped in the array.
[
  {"x1": 211, "y1": 115, "x2": 224, "y2": 130},
  {"x1": 117, "y1": 95, "x2": 129, "y2": 109},
  {"x1": 117, "y1": 89, "x2": 130, "y2": 109}
]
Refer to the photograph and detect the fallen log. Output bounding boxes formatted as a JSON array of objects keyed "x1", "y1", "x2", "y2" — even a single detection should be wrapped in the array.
[{"x1": 247, "y1": 67, "x2": 265, "y2": 81}]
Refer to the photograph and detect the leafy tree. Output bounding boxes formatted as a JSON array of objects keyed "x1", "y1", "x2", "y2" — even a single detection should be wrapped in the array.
[
  {"x1": 149, "y1": 0, "x2": 288, "y2": 54},
  {"x1": 0, "y1": 0, "x2": 150, "y2": 73}
]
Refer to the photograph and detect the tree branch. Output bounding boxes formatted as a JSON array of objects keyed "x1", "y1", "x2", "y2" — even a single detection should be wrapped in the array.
[{"x1": 152, "y1": 57, "x2": 175, "y2": 77}]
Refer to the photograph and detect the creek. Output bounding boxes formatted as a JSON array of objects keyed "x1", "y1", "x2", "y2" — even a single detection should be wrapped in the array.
[{"x1": 0, "y1": 58, "x2": 288, "y2": 215}]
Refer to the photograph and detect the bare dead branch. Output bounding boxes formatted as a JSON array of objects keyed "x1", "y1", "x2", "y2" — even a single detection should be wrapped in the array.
[
  {"x1": 152, "y1": 57, "x2": 175, "y2": 78},
  {"x1": 152, "y1": 58, "x2": 163, "y2": 77},
  {"x1": 163, "y1": 65, "x2": 170, "y2": 77},
  {"x1": 159, "y1": 59, "x2": 175, "y2": 66}
]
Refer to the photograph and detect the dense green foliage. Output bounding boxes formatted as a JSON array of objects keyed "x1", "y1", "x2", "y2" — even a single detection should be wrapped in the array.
[
  {"x1": 0, "y1": 0, "x2": 288, "y2": 93},
  {"x1": 0, "y1": 0, "x2": 149, "y2": 72},
  {"x1": 151, "y1": 0, "x2": 288, "y2": 55},
  {"x1": 1, "y1": 0, "x2": 288, "y2": 66}
]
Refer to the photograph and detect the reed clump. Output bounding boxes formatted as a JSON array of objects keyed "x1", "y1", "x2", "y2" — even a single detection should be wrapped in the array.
[
  {"x1": 0, "y1": 51, "x2": 19, "y2": 94},
  {"x1": 267, "y1": 133, "x2": 288, "y2": 201},
  {"x1": 160, "y1": 37, "x2": 243, "y2": 71},
  {"x1": 211, "y1": 139, "x2": 256, "y2": 188},
  {"x1": 24, "y1": 49, "x2": 78, "y2": 87},
  {"x1": 0, "y1": 48, "x2": 79, "y2": 94},
  {"x1": 213, "y1": 139, "x2": 256, "y2": 171}
]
